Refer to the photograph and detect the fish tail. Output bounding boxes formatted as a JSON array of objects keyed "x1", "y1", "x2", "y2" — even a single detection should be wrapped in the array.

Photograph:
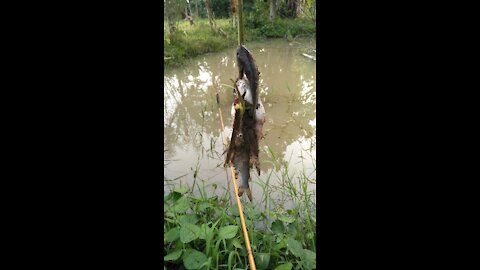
[{"x1": 238, "y1": 186, "x2": 253, "y2": 202}]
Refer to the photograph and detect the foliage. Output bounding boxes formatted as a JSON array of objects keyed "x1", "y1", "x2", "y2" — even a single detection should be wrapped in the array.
[
  {"x1": 164, "y1": 182, "x2": 316, "y2": 269},
  {"x1": 164, "y1": 141, "x2": 316, "y2": 269},
  {"x1": 247, "y1": 16, "x2": 315, "y2": 39},
  {"x1": 165, "y1": 0, "x2": 187, "y2": 21},
  {"x1": 164, "y1": 17, "x2": 315, "y2": 68},
  {"x1": 164, "y1": 19, "x2": 237, "y2": 67},
  {"x1": 164, "y1": 0, "x2": 316, "y2": 68},
  {"x1": 263, "y1": 17, "x2": 315, "y2": 38},
  {"x1": 277, "y1": 0, "x2": 296, "y2": 19},
  {"x1": 305, "y1": 0, "x2": 316, "y2": 20},
  {"x1": 182, "y1": 0, "x2": 315, "y2": 20},
  {"x1": 189, "y1": 0, "x2": 248, "y2": 19},
  {"x1": 210, "y1": 0, "x2": 233, "y2": 18},
  {"x1": 245, "y1": 0, "x2": 269, "y2": 28}
]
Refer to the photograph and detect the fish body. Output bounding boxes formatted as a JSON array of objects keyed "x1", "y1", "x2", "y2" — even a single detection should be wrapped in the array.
[
  {"x1": 225, "y1": 97, "x2": 253, "y2": 202},
  {"x1": 225, "y1": 98, "x2": 245, "y2": 166},
  {"x1": 233, "y1": 146, "x2": 252, "y2": 201},
  {"x1": 225, "y1": 47, "x2": 263, "y2": 202},
  {"x1": 236, "y1": 45, "x2": 259, "y2": 118},
  {"x1": 226, "y1": 78, "x2": 266, "y2": 202},
  {"x1": 233, "y1": 79, "x2": 266, "y2": 140}
]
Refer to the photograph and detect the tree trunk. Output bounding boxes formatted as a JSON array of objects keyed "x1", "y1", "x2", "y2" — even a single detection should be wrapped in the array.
[
  {"x1": 296, "y1": 0, "x2": 302, "y2": 17},
  {"x1": 167, "y1": 16, "x2": 176, "y2": 36},
  {"x1": 269, "y1": 0, "x2": 276, "y2": 21},
  {"x1": 195, "y1": 0, "x2": 199, "y2": 17},
  {"x1": 187, "y1": 0, "x2": 192, "y2": 16},
  {"x1": 287, "y1": 0, "x2": 297, "y2": 18},
  {"x1": 166, "y1": 0, "x2": 176, "y2": 42},
  {"x1": 230, "y1": 0, "x2": 237, "y2": 28},
  {"x1": 204, "y1": 0, "x2": 214, "y2": 32}
]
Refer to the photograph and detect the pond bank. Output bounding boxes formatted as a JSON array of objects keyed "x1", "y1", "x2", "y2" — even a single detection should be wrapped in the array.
[{"x1": 164, "y1": 18, "x2": 316, "y2": 68}]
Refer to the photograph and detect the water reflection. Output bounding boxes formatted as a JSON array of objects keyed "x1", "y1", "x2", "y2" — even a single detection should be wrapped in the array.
[{"x1": 164, "y1": 39, "x2": 316, "y2": 206}]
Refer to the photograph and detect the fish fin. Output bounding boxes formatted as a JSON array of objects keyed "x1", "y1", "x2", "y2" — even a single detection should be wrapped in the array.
[
  {"x1": 246, "y1": 188, "x2": 253, "y2": 202},
  {"x1": 249, "y1": 157, "x2": 260, "y2": 176},
  {"x1": 238, "y1": 187, "x2": 244, "y2": 197},
  {"x1": 238, "y1": 187, "x2": 253, "y2": 202}
]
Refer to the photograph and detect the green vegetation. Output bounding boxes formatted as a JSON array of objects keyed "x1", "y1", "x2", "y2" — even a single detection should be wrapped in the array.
[
  {"x1": 164, "y1": 0, "x2": 316, "y2": 69},
  {"x1": 164, "y1": 17, "x2": 315, "y2": 68},
  {"x1": 164, "y1": 147, "x2": 316, "y2": 269},
  {"x1": 164, "y1": 19, "x2": 237, "y2": 68},
  {"x1": 164, "y1": 2, "x2": 317, "y2": 267}
]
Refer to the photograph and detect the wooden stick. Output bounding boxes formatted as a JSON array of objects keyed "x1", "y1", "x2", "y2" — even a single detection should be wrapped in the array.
[
  {"x1": 302, "y1": 53, "x2": 316, "y2": 61},
  {"x1": 237, "y1": 0, "x2": 244, "y2": 45}
]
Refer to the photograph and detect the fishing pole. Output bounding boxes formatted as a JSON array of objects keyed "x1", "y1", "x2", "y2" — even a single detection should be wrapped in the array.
[{"x1": 216, "y1": 92, "x2": 257, "y2": 270}]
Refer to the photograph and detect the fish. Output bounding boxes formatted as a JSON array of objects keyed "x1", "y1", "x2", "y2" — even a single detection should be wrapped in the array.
[
  {"x1": 224, "y1": 46, "x2": 264, "y2": 202},
  {"x1": 225, "y1": 78, "x2": 267, "y2": 202},
  {"x1": 225, "y1": 85, "x2": 246, "y2": 167},
  {"x1": 236, "y1": 45, "x2": 260, "y2": 118},
  {"x1": 233, "y1": 78, "x2": 266, "y2": 141},
  {"x1": 224, "y1": 89, "x2": 253, "y2": 202},
  {"x1": 233, "y1": 141, "x2": 253, "y2": 202}
]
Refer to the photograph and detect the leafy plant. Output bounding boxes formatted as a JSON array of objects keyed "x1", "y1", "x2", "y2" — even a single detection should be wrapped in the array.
[{"x1": 164, "y1": 163, "x2": 316, "y2": 269}]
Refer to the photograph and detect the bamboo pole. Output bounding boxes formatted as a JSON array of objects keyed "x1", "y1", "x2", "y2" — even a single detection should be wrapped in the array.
[
  {"x1": 216, "y1": 93, "x2": 256, "y2": 270},
  {"x1": 237, "y1": 0, "x2": 244, "y2": 45}
]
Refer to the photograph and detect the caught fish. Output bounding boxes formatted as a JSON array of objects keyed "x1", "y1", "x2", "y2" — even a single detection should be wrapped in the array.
[
  {"x1": 224, "y1": 45, "x2": 266, "y2": 202},
  {"x1": 233, "y1": 79, "x2": 266, "y2": 141},
  {"x1": 236, "y1": 45, "x2": 260, "y2": 118},
  {"x1": 224, "y1": 86, "x2": 253, "y2": 202},
  {"x1": 233, "y1": 142, "x2": 253, "y2": 202},
  {"x1": 227, "y1": 89, "x2": 264, "y2": 201},
  {"x1": 225, "y1": 87, "x2": 246, "y2": 167}
]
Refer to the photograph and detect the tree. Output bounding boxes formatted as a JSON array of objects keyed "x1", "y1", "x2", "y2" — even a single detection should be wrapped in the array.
[
  {"x1": 204, "y1": 0, "x2": 214, "y2": 31},
  {"x1": 165, "y1": 0, "x2": 187, "y2": 42},
  {"x1": 269, "y1": 0, "x2": 276, "y2": 21},
  {"x1": 165, "y1": 0, "x2": 177, "y2": 41},
  {"x1": 195, "y1": 0, "x2": 199, "y2": 17},
  {"x1": 186, "y1": 0, "x2": 192, "y2": 16},
  {"x1": 230, "y1": 0, "x2": 237, "y2": 27},
  {"x1": 204, "y1": 0, "x2": 227, "y2": 36},
  {"x1": 277, "y1": 0, "x2": 297, "y2": 19},
  {"x1": 299, "y1": 0, "x2": 316, "y2": 22},
  {"x1": 287, "y1": 0, "x2": 297, "y2": 18}
]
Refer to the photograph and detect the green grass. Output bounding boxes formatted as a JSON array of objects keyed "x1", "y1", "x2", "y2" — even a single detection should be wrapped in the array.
[
  {"x1": 164, "y1": 147, "x2": 316, "y2": 270},
  {"x1": 164, "y1": 18, "x2": 316, "y2": 68},
  {"x1": 164, "y1": 19, "x2": 237, "y2": 68}
]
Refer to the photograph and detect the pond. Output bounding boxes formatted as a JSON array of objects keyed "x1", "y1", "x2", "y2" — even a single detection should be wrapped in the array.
[{"x1": 164, "y1": 38, "x2": 316, "y2": 210}]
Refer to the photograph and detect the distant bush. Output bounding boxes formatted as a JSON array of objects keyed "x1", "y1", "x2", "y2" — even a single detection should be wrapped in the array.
[{"x1": 257, "y1": 18, "x2": 315, "y2": 39}]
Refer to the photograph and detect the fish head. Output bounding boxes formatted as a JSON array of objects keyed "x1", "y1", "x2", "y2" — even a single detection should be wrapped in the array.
[{"x1": 234, "y1": 132, "x2": 244, "y2": 146}]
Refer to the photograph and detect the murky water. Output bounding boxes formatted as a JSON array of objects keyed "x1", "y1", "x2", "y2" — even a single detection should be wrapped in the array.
[{"x1": 164, "y1": 38, "x2": 316, "y2": 209}]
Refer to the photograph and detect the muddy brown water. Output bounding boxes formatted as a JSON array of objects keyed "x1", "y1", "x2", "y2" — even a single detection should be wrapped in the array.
[{"x1": 164, "y1": 38, "x2": 316, "y2": 209}]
